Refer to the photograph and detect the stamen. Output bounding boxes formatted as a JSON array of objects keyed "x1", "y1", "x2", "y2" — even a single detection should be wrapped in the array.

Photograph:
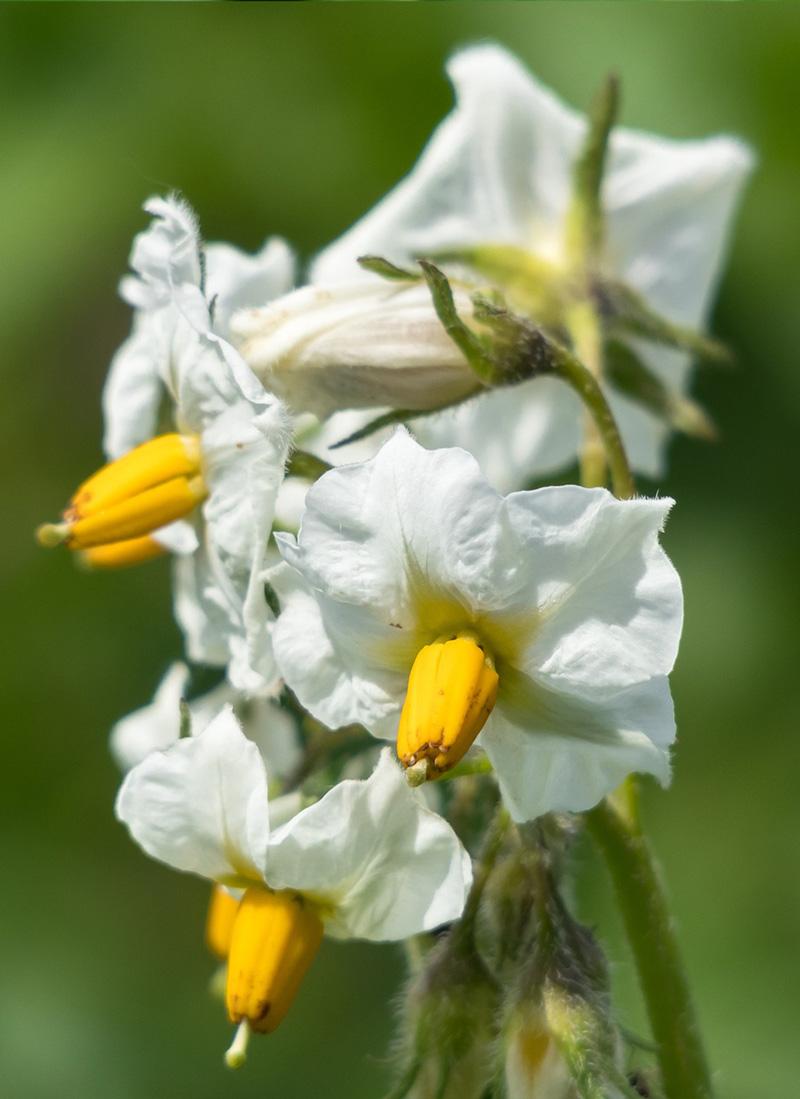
[
  {"x1": 226, "y1": 887, "x2": 324, "y2": 1037},
  {"x1": 224, "y1": 1019, "x2": 251, "y2": 1070},
  {"x1": 206, "y1": 885, "x2": 240, "y2": 960},
  {"x1": 36, "y1": 522, "x2": 71, "y2": 548},
  {"x1": 397, "y1": 632, "x2": 499, "y2": 777},
  {"x1": 69, "y1": 434, "x2": 202, "y2": 520},
  {"x1": 78, "y1": 535, "x2": 167, "y2": 570},
  {"x1": 67, "y1": 476, "x2": 206, "y2": 549},
  {"x1": 37, "y1": 434, "x2": 206, "y2": 563}
]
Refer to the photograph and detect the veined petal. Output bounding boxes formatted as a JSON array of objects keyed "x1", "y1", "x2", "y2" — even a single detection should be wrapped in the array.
[
  {"x1": 265, "y1": 750, "x2": 472, "y2": 940},
  {"x1": 277, "y1": 428, "x2": 503, "y2": 622},
  {"x1": 270, "y1": 560, "x2": 404, "y2": 736},
  {"x1": 483, "y1": 680, "x2": 674, "y2": 822},
  {"x1": 115, "y1": 706, "x2": 270, "y2": 888},
  {"x1": 503, "y1": 487, "x2": 682, "y2": 690}
]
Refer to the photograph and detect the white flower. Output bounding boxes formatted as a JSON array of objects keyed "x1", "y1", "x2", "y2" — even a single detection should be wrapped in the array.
[
  {"x1": 40, "y1": 196, "x2": 294, "y2": 692},
  {"x1": 312, "y1": 44, "x2": 753, "y2": 489},
  {"x1": 116, "y1": 706, "x2": 471, "y2": 1051},
  {"x1": 232, "y1": 279, "x2": 479, "y2": 418},
  {"x1": 269, "y1": 430, "x2": 683, "y2": 822},
  {"x1": 104, "y1": 195, "x2": 295, "y2": 461},
  {"x1": 117, "y1": 705, "x2": 470, "y2": 937},
  {"x1": 109, "y1": 662, "x2": 301, "y2": 779}
]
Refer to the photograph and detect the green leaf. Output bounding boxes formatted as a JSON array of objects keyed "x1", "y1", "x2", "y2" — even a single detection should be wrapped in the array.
[
  {"x1": 605, "y1": 339, "x2": 717, "y2": 440},
  {"x1": 600, "y1": 279, "x2": 732, "y2": 365}
]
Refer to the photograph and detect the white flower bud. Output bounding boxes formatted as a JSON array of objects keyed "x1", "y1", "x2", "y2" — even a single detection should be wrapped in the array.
[{"x1": 231, "y1": 280, "x2": 481, "y2": 416}]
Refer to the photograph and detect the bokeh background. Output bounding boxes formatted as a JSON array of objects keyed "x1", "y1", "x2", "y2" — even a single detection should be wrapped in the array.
[{"x1": 2, "y1": 4, "x2": 798, "y2": 1097}]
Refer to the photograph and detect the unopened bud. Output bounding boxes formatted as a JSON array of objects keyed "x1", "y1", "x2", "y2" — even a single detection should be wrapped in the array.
[{"x1": 232, "y1": 281, "x2": 482, "y2": 417}]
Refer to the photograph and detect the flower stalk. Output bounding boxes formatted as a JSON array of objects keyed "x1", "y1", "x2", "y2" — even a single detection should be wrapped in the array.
[{"x1": 585, "y1": 799, "x2": 713, "y2": 1099}]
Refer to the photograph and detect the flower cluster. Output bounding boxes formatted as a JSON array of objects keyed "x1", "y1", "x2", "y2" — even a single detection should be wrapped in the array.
[{"x1": 38, "y1": 44, "x2": 751, "y2": 1095}]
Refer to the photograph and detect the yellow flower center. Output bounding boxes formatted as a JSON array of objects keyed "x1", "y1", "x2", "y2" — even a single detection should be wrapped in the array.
[
  {"x1": 397, "y1": 632, "x2": 499, "y2": 778},
  {"x1": 224, "y1": 886, "x2": 324, "y2": 1066},
  {"x1": 36, "y1": 433, "x2": 206, "y2": 561},
  {"x1": 206, "y1": 884, "x2": 240, "y2": 961}
]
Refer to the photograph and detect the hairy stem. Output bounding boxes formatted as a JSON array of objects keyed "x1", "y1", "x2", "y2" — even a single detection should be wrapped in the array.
[
  {"x1": 552, "y1": 341, "x2": 634, "y2": 500},
  {"x1": 585, "y1": 799, "x2": 713, "y2": 1099}
]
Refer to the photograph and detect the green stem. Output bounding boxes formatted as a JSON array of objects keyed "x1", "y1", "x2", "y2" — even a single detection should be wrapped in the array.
[
  {"x1": 552, "y1": 338, "x2": 634, "y2": 500},
  {"x1": 565, "y1": 300, "x2": 609, "y2": 490},
  {"x1": 458, "y1": 806, "x2": 510, "y2": 938},
  {"x1": 432, "y1": 755, "x2": 494, "y2": 783},
  {"x1": 585, "y1": 799, "x2": 713, "y2": 1099}
]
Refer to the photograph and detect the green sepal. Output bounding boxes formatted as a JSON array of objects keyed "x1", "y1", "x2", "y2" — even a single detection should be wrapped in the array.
[
  {"x1": 286, "y1": 448, "x2": 332, "y2": 481},
  {"x1": 419, "y1": 260, "x2": 498, "y2": 383},
  {"x1": 357, "y1": 254, "x2": 421, "y2": 282},
  {"x1": 599, "y1": 279, "x2": 732, "y2": 365},
  {"x1": 566, "y1": 74, "x2": 619, "y2": 266},
  {"x1": 427, "y1": 244, "x2": 566, "y2": 323},
  {"x1": 605, "y1": 339, "x2": 717, "y2": 440}
]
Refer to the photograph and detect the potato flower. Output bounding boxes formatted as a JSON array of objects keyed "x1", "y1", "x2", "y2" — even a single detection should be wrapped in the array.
[
  {"x1": 270, "y1": 430, "x2": 683, "y2": 822},
  {"x1": 37, "y1": 197, "x2": 293, "y2": 692},
  {"x1": 312, "y1": 44, "x2": 753, "y2": 489},
  {"x1": 116, "y1": 707, "x2": 472, "y2": 1063}
]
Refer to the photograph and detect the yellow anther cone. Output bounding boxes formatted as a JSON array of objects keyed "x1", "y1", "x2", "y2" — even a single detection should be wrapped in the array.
[
  {"x1": 79, "y1": 534, "x2": 166, "y2": 570},
  {"x1": 66, "y1": 475, "x2": 205, "y2": 548},
  {"x1": 69, "y1": 434, "x2": 202, "y2": 520},
  {"x1": 226, "y1": 887, "x2": 324, "y2": 1036},
  {"x1": 206, "y1": 885, "x2": 241, "y2": 961},
  {"x1": 397, "y1": 633, "x2": 499, "y2": 776},
  {"x1": 36, "y1": 433, "x2": 206, "y2": 560}
]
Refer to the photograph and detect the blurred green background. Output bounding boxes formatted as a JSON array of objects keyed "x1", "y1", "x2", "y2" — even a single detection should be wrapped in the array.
[{"x1": 1, "y1": 4, "x2": 798, "y2": 1098}]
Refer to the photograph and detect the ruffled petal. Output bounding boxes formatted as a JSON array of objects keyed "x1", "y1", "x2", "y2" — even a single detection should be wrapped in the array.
[
  {"x1": 265, "y1": 750, "x2": 472, "y2": 940},
  {"x1": 482, "y1": 680, "x2": 674, "y2": 822},
  {"x1": 115, "y1": 706, "x2": 270, "y2": 887}
]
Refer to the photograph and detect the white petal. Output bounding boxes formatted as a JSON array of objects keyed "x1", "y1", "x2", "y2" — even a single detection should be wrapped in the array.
[
  {"x1": 110, "y1": 663, "x2": 189, "y2": 773},
  {"x1": 115, "y1": 706, "x2": 270, "y2": 887},
  {"x1": 240, "y1": 698, "x2": 302, "y2": 782},
  {"x1": 266, "y1": 750, "x2": 472, "y2": 940},
  {"x1": 312, "y1": 44, "x2": 579, "y2": 281},
  {"x1": 293, "y1": 408, "x2": 395, "y2": 469},
  {"x1": 483, "y1": 681, "x2": 673, "y2": 822},
  {"x1": 312, "y1": 44, "x2": 752, "y2": 482},
  {"x1": 131, "y1": 194, "x2": 203, "y2": 298},
  {"x1": 151, "y1": 519, "x2": 199, "y2": 556},
  {"x1": 606, "y1": 131, "x2": 754, "y2": 328},
  {"x1": 504, "y1": 487, "x2": 682, "y2": 690},
  {"x1": 201, "y1": 397, "x2": 290, "y2": 573},
  {"x1": 271, "y1": 429, "x2": 522, "y2": 733},
  {"x1": 278, "y1": 428, "x2": 502, "y2": 620},
  {"x1": 205, "y1": 237, "x2": 296, "y2": 337},
  {"x1": 270, "y1": 560, "x2": 403, "y2": 735},
  {"x1": 415, "y1": 375, "x2": 581, "y2": 493},
  {"x1": 102, "y1": 313, "x2": 165, "y2": 460},
  {"x1": 172, "y1": 549, "x2": 233, "y2": 669}
]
